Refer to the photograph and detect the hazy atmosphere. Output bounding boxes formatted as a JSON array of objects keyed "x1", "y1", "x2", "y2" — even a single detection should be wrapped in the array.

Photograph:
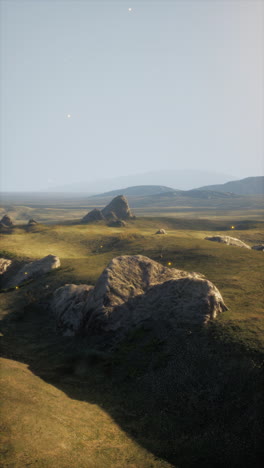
[{"x1": 1, "y1": 0, "x2": 263, "y2": 191}]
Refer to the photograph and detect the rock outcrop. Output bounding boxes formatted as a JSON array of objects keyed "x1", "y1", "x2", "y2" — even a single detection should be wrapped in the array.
[
  {"x1": 52, "y1": 284, "x2": 94, "y2": 336},
  {"x1": 81, "y1": 195, "x2": 134, "y2": 224},
  {"x1": 252, "y1": 244, "x2": 264, "y2": 251},
  {"x1": 108, "y1": 220, "x2": 127, "y2": 227},
  {"x1": 104, "y1": 211, "x2": 118, "y2": 222},
  {"x1": 52, "y1": 255, "x2": 227, "y2": 337},
  {"x1": 205, "y1": 235, "x2": 250, "y2": 249},
  {"x1": 101, "y1": 195, "x2": 134, "y2": 220},
  {"x1": 28, "y1": 219, "x2": 38, "y2": 225},
  {"x1": 0, "y1": 258, "x2": 12, "y2": 276},
  {"x1": 82, "y1": 209, "x2": 105, "y2": 223},
  {"x1": 0, "y1": 215, "x2": 14, "y2": 227},
  {"x1": 155, "y1": 229, "x2": 167, "y2": 235},
  {"x1": 5, "y1": 255, "x2": 61, "y2": 288}
]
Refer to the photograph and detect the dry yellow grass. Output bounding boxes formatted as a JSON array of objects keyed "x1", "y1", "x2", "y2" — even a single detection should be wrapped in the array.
[
  {"x1": 0, "y1": 358, "x2": 171, "y2": 468},
  {"x1": 0, "y1": 214, "x2": 263, "y2": 467}
]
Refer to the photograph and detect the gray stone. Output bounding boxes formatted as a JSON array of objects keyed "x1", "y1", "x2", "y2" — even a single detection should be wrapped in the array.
[
  {"x1": 205, "y1": 235, "x2": 250, "y2": 249},
  {"x1": 252, "y1": 244, "x2": 264, "y2": 251},
  {"x1": 101, "y1": 195, "x2": 134, "y2": 220},
  {"x1": 6, "y1": 255, "x2": 61, "y2": 288},
  {"x1": 1, "y1": 215, "x2": 13, "y2": 227},
  {"x1": 84, "y1": 255, "x2": 227, "y2": 334},
  {"x1": 108, "y1": 220, "x2": 127, "y2": 227},
  {"x1": 0, "y1": 258, "x2": 12, "y2": 276},
  {"x1": 104, "y1": 211, "x2": 118, "y2": 221},
  {"x1": 82, "y1": 209, "x2": 105, "y2": 223},
  {"x1": 52, "y1": 255, "x2": 227, "y2": 337},
  {"x1": 28, "y1": 219, "x2": 38, "y2": 225},
  {"x1": 52, "y1": 284, "x2": 94, "y2": 336}
]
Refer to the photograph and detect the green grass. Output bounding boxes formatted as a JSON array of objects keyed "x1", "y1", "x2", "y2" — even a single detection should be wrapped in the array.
[{"x1": 0, "y1": 214, "x2": 264, "y2": 467}]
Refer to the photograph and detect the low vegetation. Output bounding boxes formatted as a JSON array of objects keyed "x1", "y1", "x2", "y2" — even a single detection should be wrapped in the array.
[{"x1": 0, "y1": 209, "x2": 263, "y2": 467}]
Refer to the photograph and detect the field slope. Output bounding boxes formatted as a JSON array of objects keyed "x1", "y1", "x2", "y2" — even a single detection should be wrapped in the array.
[{"x1": 1, "y1": 216, "x2": 263, "y2": 467}]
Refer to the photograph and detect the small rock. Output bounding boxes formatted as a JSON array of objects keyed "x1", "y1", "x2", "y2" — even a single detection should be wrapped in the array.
[
  {"x1": 0, "y1": 258, "x2": 12, "y2": 275},
  {"x1": 205, "y1": 235, "x2": 250, "y2": 249},
  {"x1": 155, "y1": 229, "x2": 167, "y2": 235},
  {"x1": 252, "y1": 245, "x2": 264, "y2": 251}
]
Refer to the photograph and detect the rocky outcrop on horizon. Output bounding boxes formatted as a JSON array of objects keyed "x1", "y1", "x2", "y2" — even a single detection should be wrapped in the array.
[
  {"x1": 82, "y1": 208, "x2": 105, "y2": 223},
  {"x1": 52, "y1": 255, "x2": 227, "y2": 337},
  {"x1": 102, "y1": 195, "x2": 134, "y2": 220},
  {"x1": 28, "y1": 219, "x2": 38, "y2": 226},
  {"x1": 0, "y1": 215, "x2": 14, "y2": 227},
  {"x1": 81, "y1": 195, "x2": 134, "y2": 224},
  {"x1": 205, "y1": 235, "x2": 250, "y2": 249}
]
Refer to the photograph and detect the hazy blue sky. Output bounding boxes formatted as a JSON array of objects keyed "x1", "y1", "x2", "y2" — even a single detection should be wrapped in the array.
[{"x1": 1, "y1": 0, "x2": 263, "y2": 191}]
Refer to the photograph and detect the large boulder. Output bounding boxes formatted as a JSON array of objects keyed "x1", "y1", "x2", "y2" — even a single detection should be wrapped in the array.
[
  {"x1": 205, "y1": 235, "x2": 250, "y2": 249},
  {"x1": 0, "y1": 258, "x2": 12, "y2": 276},
  {"x1": 82, "y1": 209, "x2": 105, "y2": 223},
  {"x1": 5, "y1": 255, "x2": 61, "y2": 288},
  {"x1": 1, "y1": 215, "x2": 14, "y2": 227},
  {"x1": 52, "y1": 255, "x2": 227, "y2": 337},
  {"x1": 101, "y1": 195, "x2": 134, "y2": 220},
  {"x1": 155, "y1": 229, "x2": 167, "y2": 235},
  {"x1": 52, "y1": 284, "x2": 94, "y2": 336}
]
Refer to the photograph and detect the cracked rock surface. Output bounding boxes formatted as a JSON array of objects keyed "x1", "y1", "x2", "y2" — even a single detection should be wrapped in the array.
[
  {"x1": 205, "y1": 235, "x2": 250, "y2": 249},
  {"x1": 52, "y1": 255, "x2": 227, "y2": 337}
]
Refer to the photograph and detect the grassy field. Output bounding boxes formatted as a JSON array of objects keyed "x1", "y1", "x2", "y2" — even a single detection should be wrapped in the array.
[{"x1": 0, "y1": 211, "x2": 264, "y2": 467}]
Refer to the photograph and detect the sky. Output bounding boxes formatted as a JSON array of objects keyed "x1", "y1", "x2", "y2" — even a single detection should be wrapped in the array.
[{"x1": 1, "y1": 0, "x2": 263, "y2": 191}]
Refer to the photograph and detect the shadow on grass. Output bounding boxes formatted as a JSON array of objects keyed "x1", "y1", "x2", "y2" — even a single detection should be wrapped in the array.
[{"x1": 1, "y1": 290, "x2": 263, "y2": 468}]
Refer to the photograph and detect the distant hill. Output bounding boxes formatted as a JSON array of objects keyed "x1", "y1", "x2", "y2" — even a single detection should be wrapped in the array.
[
  {"x1": 92, "y1": 185, "x2": 176, "y2": 198},
  {"x1": 197, "y1": 176, "x2": 264, "y2": 195},
  {"x1": 51, "y1": 169, "x2": 235, "y2": 192},
  {"x1": 84, "y1": 187, "x2": 264, "y2": 212}
]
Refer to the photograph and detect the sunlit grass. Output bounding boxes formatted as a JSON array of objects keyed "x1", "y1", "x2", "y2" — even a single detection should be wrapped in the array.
[{"x1": 0, "y1": 213, "x2": 263, "y2": 467}]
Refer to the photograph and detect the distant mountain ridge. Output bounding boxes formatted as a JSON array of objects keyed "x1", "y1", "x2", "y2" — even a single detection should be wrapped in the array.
[
  {"x1": 51, "y1": 169, "x2": 236, "y2": 193},
  {"x1": 197, "y1": 176, "x2": 264, "y2": 195},
  {"x1": 86, "y1": 177, "x2": 263, "y2": 212},
  {"x1": 93, "y1": 185, "x2": 176, "y2": 198}
]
